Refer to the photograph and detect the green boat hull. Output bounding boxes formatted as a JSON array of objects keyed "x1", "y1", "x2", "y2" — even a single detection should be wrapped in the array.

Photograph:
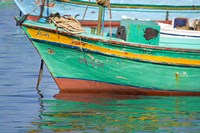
[
  {"x1": 17, "y1": 17, "x2": 200, "y2": 95},
  {"x1": 31, "y1": 40, "x2": 200, "y2": 93}
]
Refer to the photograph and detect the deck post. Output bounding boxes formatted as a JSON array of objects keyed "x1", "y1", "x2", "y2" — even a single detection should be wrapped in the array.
[
  {"x1": 166, "y1": 11, "x2": 169, "y2": 20},
  {"x1": 97, "y1": 5, "x2": 104, "y2": 35}
]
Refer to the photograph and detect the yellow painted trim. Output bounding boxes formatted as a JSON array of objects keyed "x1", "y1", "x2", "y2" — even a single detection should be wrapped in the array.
[{"x1": 27, "y1": 28, "x2": 200, "y2": 66}]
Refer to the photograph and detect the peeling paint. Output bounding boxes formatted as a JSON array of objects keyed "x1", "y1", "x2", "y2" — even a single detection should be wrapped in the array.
[
  {"x1": 47, "y1": 48, "x2": 55, "y2": 54},
  {"x1": 144, "y1": 28, "x2": 159, "y2": 40},
  {"x1": 116, "y1": 76, "x2": 128, "y2": 80},
  {"x1": 175, "y1": 72, "x2": 179, "y2": 83}
]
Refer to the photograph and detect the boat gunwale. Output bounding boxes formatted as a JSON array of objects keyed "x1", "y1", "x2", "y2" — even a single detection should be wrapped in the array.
[
  {"x1": 30, "y1": 38, "x2": 200, "y2": 68},
  {"x1": 58, "y1": 0, "x2": 200, "y2": 10},
  {"x1": 21, "y1": 21, "x2": 200, "y2": 53}
]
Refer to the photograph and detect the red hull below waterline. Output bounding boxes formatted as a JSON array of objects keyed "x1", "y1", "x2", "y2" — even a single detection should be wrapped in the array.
[{"x1": 54, "y1": 78, "x2": 200, "y2": 96}]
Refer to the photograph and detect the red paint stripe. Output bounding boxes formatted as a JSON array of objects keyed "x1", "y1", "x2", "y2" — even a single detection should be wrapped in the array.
[
  {"x1": 26, "y1": 15, "x2": 172, "y2": 27},
  {"x1": 54, "y1": 78, "x2": 200, "y2": 96}
]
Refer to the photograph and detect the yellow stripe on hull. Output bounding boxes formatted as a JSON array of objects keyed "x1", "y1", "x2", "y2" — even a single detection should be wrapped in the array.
[{"x1": 27, "y1": 28, "x2": 200, "y2": 67}]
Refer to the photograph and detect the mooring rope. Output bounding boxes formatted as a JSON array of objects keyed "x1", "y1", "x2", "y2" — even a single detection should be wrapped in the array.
[{"x1": 49, "y1": 15, "x2": 85, "y2": 34}]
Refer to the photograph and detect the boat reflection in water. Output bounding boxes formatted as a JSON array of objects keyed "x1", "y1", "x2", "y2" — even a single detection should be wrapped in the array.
[
  {"x1": 31, "y1": 92, "x2": 200, "y2": 132},
  {"x1": 54, "y1": 92, "x2": 139, "y2": 103}
]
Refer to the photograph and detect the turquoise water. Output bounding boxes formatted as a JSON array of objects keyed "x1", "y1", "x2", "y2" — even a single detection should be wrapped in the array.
[
  {"x1": 0, "y1": 2, "x2": 200, "y2": 133},
  {"x1": 33, "y1": 95, "x2": 200, "y2": 133}
]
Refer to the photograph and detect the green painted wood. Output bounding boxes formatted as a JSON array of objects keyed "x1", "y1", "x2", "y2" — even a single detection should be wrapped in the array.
[
  {"x1": 159, "y1": 36, "x2": 200, "y2": 49},
  {"x1": 121, "y1": 19, "x2": 160, "y2": 45},
  {"x1": 20, "y1": 20, "x2": 200, "y2": 62},
  {"x1": 19, "y1": 19, "x2": 200, "y2": 93},
  {"x1": 31, "y1": 40, "x2": 200, "y2": 92}
]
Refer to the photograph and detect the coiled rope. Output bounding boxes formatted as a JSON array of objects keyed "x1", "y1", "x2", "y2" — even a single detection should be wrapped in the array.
[{"x1": 49, "y1": 14, "x2": 85, "y2": 34}]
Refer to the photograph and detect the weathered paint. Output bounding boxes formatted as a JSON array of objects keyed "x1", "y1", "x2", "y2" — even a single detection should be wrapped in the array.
[
  {"x1": 19, "y1": 19, "x2": 200, "y2": 94},
  {"x1": 121, "y1": 19, "x2": 160, "y2": 45},
  {"x1": 22, "y1": 25, "x2": 200, "y2": 67},
  {"x1": 54, "y1": 78, "x2": 200, "y2": 96},
  {"x1": 30, "y1": 40, "x2": 200, "y2": 94}
]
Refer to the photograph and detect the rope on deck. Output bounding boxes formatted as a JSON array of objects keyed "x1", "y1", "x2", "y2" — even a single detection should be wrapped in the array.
[{"x1": 49, "y1": 14, "x2": 85, "y2": 34}]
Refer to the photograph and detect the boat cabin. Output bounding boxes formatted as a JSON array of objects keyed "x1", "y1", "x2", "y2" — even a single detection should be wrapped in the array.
[{"x1": 116, "y1": 18, "x2": 160, "y2": 45}]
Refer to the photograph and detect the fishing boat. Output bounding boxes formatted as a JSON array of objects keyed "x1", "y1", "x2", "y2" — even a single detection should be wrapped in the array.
[
  {"x1": 159, "y1": 17, "x2": 200, "y2": 38},
  {"x1": 14, "y1": 0, "x2": 200, "y2": 96},
  {"x1": 14, "y1": 0, "x2": 200, "y2": 21},
  {"x1": 158, "y1": 17, "x2": 200, "y2": 49}
]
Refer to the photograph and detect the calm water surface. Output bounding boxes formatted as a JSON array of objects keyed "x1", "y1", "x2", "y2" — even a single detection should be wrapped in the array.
[{"x1": 0, "y1": 2, "x2": 200, "y2": 133}]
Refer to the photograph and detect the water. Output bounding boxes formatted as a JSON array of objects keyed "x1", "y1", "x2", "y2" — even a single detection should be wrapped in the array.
[{"x1": 0, "y1": 2, "x2": 200, "y2": 133}]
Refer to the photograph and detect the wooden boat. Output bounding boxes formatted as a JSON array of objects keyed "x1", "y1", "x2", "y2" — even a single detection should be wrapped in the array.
[
  {"x1": 14, "y1": 0, "x2": 200, "y2": 21},
  {"x1": 15, "y1": 1, "x2": 200, "y2": 96},
  {"x1": 158, "y1": 17, "x2": 200, "y2": 49},
  {"x1": 159, "y1": 17, "x2": 200, "y2": 37}
]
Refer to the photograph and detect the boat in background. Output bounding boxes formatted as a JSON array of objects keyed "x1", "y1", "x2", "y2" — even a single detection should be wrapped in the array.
[
  {"x1": 158, "y1": 17, "x2": 200, "y2": 49},
  {"x1": 14, "y1": 0, "x2": 200, "y2": 21},
  {"x1": 159, "y1": 17, "x2": 200, "y2": 37}
]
